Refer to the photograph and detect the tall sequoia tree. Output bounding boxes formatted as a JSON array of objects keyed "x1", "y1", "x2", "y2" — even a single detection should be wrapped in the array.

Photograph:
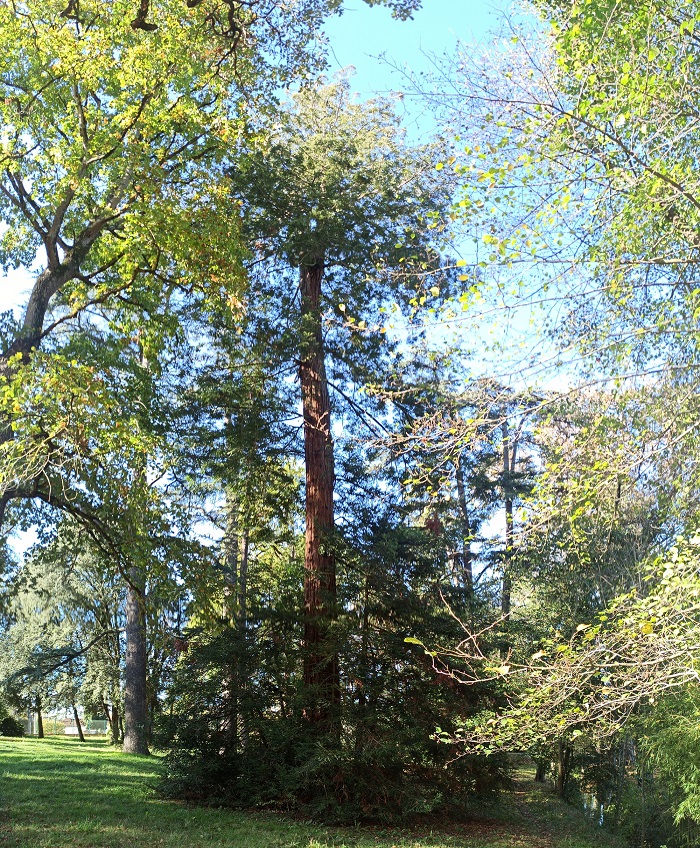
[{"x1": 230, "y1": 76, "x2": 450, "y2": 730}]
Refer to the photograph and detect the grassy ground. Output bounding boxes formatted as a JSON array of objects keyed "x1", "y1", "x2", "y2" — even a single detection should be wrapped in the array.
[{"x1": 0, "y1": 737, "x2": 623, "y2": 848}]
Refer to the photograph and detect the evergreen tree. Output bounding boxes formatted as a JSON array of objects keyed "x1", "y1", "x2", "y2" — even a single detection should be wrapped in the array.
[{"x1": 228, "y1": 75, "x2": 450, "y2": 731}]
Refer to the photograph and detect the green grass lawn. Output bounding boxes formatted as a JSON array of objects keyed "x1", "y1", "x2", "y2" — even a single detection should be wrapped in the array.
[{"x1": 0, "y1": 737, "x2": 623, "y2": 848}]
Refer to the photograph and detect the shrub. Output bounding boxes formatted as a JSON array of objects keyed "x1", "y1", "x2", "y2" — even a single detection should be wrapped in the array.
[
  {"x1": 155, "y1": 624, "x2": 508, "y2": 825},
  {"x1": 0, "y1": 715, "x2": 25, "y2": 737}
]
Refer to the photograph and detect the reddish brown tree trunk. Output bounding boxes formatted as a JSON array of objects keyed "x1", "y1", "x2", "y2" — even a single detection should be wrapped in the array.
[{"x1": 298, "y1": 261, "x2": 340, "y2": 731}]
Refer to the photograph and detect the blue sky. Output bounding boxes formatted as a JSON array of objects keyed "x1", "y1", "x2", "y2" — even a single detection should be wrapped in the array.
[
  {"x1": 0, "y1": 1, "x2": 508, "y2": 316},
  {"x1": 324, "y1": 0, "x2": 565, "y2": 395},
  {"x1": 324, "y1": 0, "x2": 505, "y2": 97}
]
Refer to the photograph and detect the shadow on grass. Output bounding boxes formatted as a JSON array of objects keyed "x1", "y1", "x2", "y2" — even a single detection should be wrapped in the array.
[{"x1": 1, "y1": 737, "x2": 403, "y2": 848}]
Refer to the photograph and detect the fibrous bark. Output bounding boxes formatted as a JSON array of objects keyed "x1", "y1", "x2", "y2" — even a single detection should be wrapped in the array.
[{"x1": 298, "y1": 261, "x2": 339, "y2": 731}]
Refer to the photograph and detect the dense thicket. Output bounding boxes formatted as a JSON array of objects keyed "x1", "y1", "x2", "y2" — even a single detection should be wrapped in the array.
[{"x1": 386, "y1": 0, "x2": 700, "y2": 844}]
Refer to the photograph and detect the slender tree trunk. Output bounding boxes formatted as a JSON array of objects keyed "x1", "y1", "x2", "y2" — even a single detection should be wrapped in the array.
[
  {"x1": 238, "y1": 528, "x2": 250, "y2": 752},
  {"x1": 108, "y1": 701, "x2": 121, "y2": 743},
  {"x1": 222, "y1": 485, "x2": 239, "y2": 625},
  {"x1": 455, "y1": 456, "x2": 474, "y2": 595},
  {"x1": 639, "y1": 752, "x2": 647, "y2": 848},
  {"x1": 355, "y1": 575, "x2": 370, "y2": 752},
  {"x1": 298, "y1": 260, "x2": 340, "y2": 732},
  {"x1": 103, "y1": 606, "x2": 123, "y2": 743},
  {"x1": 556, "y1": 739, "x2": 571, "y2": 798},
  {"x1": 501, "y1": 419, "x2": 518, "y2": 621},
  {"x1": 35, "y1": 696, "x2": 44, "y2": 739},
  {"x1": 222, "y1": 487, "x2": 239, "y2": 747},
  {"x1": 72, "y1": 702, "x2": 85, "y2": 743},
  {"x1": 103, "y1": 700, "x2": 118, "y2": 742},
  {"x1": 68, "y1": 660, "x2": 85, "y2": 743},
  {"x1": 238, "y1": 529, "x2": 249, "y2": 635},
  {"x1": 123, "y1": 569, "x2": 149, "y2": 755}
]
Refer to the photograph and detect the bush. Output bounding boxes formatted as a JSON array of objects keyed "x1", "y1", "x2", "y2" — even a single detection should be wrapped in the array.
[
  {"x1": 159, "y1": 714, "x2": 496, "y2": 824},
  {"x1": 0, "y1": 715, "x2": 25, "y2": 737},
  {"x1": 155, "y1": 624, "x2": 508, "y2": 825}
]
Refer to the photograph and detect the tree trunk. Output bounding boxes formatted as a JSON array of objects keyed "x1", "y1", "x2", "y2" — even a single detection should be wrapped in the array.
[
  {"x1": 355, "y1": 574, "x2": 370, "y2": 752},
  {"x1": 455, "y1": 456, "x2": 474, "y2": 595},
  {"x1": 72, "y1": 702, "x2": 85, "y2": 743},
  {"x1": 0, "y1": 224, "x2": 106, "y2": 528},
  {"x1": 238, "y1": 528, "x2": 250, "y2": 752},
  {"x1": 501, "y1": 419, "x2": 518, "y2": 620},
  {"x1": 36, "y1": 696, "x2": 44, "y2": 739},
  {"x1": 222, "y1": 485, "x2": 239, "y2": 625},
  {"x1": 238, "y1": 528, "x2": 249, "y2": 635},
  {"x1": 107, "y1": 701, "x2": 121, "y2": 743},
  {"x1": 221, "y1": 487, "x2": 239, "y2": 747},
  {"x1": 103, "y1": 700, "x2": 117, "y2": 742},
  {"x1": 556, "y1": 739, "x2": 571, "y2": 798},
  {"x1": 123, "y1": 347, "x2": 150, "y2": 756},
  {"x1": 123, "y1": 568, "x2": 149, "y2": 755},
  {"x1": 221, "y1": 491, "x2": 251, "y2": 751},
  {"x1": 298, "y1": 260, "x2": 340, "y2": 733}
]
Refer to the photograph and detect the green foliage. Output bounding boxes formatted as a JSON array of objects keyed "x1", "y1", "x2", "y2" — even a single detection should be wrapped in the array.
[
  {"x1": 0, "y1": 714, "x2": 25, "y2": 737},
  {"x1": 632, "y1": 692, "x2": 700, "y2": 842},
  {"x1": 157, "y1": 632, "x2": 505, "y2": 824},
  {"x1": 0, "y1": 0, "x2": 250, "y2": 319},
  {"x1": 232, "y1": 73, "x2": 449, "y2": 299},
  {"x1": 17, "y1": 0, "x2": 700, "y2": 837},
  {"x1": 414, "y1": 6, "x2": 700, "y2": 841},
  {"x1": 436, "y1": 0, "x2": 700, "y2": 388},
  {"x1": 156, "y1": 502, "x2": 509, "y2": 824}
]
